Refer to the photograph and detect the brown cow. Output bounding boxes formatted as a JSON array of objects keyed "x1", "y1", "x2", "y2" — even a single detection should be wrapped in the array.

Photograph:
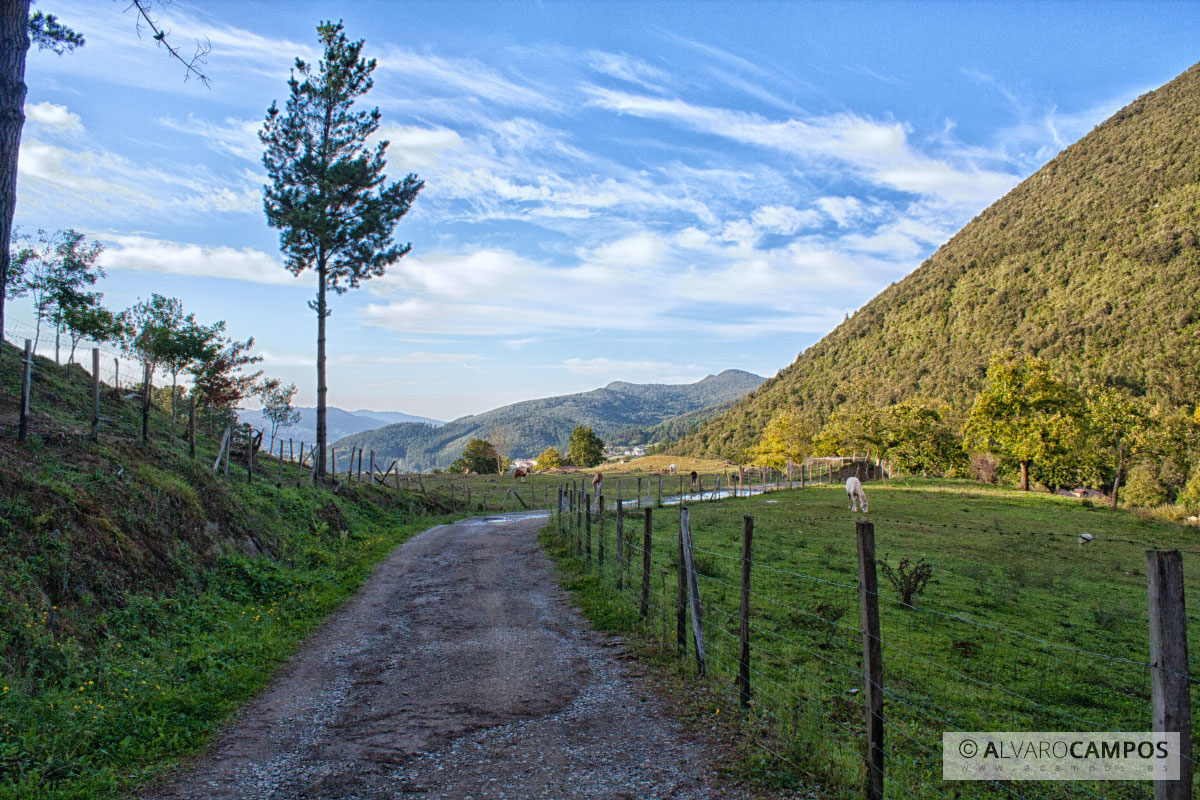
[
  {"x1": 513, "y1": 468, "x2": 529, "y2": 481},
  {"x1": 591, "y1": 472, "x2": 603, "y2": 495},
  {"x1": 690, "y1": 470, "x2": 699, "y2": 490}
]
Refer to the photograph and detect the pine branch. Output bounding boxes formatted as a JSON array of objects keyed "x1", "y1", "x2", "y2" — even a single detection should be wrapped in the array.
[{"x1": 125, "y1": 0, "x2": 211, "y2": 87}]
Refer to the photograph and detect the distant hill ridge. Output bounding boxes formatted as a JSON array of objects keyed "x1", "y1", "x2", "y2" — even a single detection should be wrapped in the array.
[
  {"x1": 673, "y1": 62, "x2": 1200, "y2": 459},
  {"x1": 238, "y1": 406, "x2": 442, "y2": 445},
  {"x1": 335, "y1": 369, "x2": 764, "y2": 472}
]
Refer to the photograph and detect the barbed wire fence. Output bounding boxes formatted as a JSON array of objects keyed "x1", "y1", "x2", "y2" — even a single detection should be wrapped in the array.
[{"x1": 549, "y1": 480, "x2": 1196, "y2": 800}]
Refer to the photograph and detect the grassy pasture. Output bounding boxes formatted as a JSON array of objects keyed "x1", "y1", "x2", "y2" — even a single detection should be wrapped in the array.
[{"x1": 545, "y1": 476, "x2": 1200, "y2": 799}]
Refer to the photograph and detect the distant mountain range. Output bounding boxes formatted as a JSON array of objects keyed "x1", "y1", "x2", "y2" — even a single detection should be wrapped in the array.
[
  {"x1": 238, "y1": 406, "x2": 443, "y2": 445},
  {"x1": 672, "y1": 62, "x2": 1200, "y2": 460},
  {"x1": 333, "y1": 369, "x2": 765, "y2": 472}
]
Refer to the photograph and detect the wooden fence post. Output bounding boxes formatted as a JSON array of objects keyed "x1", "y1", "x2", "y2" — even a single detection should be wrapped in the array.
[
  {"x1": 640, "y1": 508, "x2": 652, "y2": 619},
  {"x1": 370, "y1": 450, "x2": 376, "y2": 482},
  {"x1": 246, "y1": 427, "x2": 254, "y2": 483},
  {"x1": 90, "y1": 348, "x2": 100, "y2": 442},
  {"x1": 113, "y1": 357, "x2": 119, "y2": 390},
  {"x1": 598, "y1": 494, "x2": 605, "y2": 567},
  {"x1": 188, "y1": 394, "x2": 196, "y2": 459},
  {"x1": 857, "y1": 520, "x2": 884, "y2": 800},
  {"x1": 141, "y1": 362, "x2": 151, "y2": 444},
  {"x1": 739, "y1": 514, "x2": 753, "y2": 707},
  {"x1": 657, "y1": 475, "x2": 663, "y2": 506},
  {"x1": 212, "y1": 424, "x2": 231, "y2": 475},
  {"x1": 1146, "y1": 549, "x2": 1192, "y2": 800},
  {"x1": 616, "y1": 499, "x2": 625, "y2": 589},
  {"x1": 585, "y1": 493, "x2": 593, "y2": 566},
  {"x1": 679, "y1": 507, "x2": 706, "y2": 675},
  {"x1": 576, "y1": 488, "x2": 583, "y2": 556},
  {"x1": 677, "y1": 507, "x2": 688, "y2": 655},
  {"x1": 18, "y1": 339, "x2": 32, "y2": 440},
  {"x1": 637, "y1": 477, "x2": 642, "y2": 508}
]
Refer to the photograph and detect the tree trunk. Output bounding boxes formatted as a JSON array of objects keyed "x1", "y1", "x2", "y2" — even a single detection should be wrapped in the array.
[
  {"x1": 1019, "y1": 460, "x2": 1030, "y2": 491},
  {"x1": 315, "y1": 267, "x2": 328, "y2": 478},
  {"x1": 0, "y1": 1, "x2": 29, "y2": 379}
]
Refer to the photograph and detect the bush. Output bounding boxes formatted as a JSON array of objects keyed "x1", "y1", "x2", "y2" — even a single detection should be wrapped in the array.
[
  {"x1": 878, "y1": 556, "x2": 934, "y2": 607},
  {"x1": 1123, "y1": 462, "x2": 1168, "y2": 508}
]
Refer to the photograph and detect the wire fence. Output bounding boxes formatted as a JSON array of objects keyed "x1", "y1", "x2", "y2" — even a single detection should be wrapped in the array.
[{"x1": 547, "y1": 483, "x2": 1196, "y2": 800}]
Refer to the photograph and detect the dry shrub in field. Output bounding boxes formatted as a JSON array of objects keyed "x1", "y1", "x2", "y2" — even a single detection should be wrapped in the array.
[
  {"x1": 878, "y1": 556, "x2": 934, "y2": 607},
  {"x1": 971, "y1": 453, "x2": 999, "y2": 484}
]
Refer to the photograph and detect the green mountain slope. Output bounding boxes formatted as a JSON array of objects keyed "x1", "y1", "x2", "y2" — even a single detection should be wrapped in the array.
[
  {"x1": 334, "y1": 369, "x2": 764, "y2": 471},
  {"x1": 673, "y1": 62, "x2": 1200, "y2": 460}
]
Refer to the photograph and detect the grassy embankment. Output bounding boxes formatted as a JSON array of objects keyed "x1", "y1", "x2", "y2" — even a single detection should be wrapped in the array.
[
  {"x1": 543, "y1": 476, "x2": 1200, "y2": 799},
  {"x1": 0, "y1": 342, "x2": 466, "y2": 800}
]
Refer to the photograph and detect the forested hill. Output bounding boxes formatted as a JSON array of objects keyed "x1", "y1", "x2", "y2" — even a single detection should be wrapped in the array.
[
  {"x1": 333, "y1": 369, "x2": 764, "y2": 472},
  {"x1": 672, "y1": 62, "x2": 1200, "y2": 460}
]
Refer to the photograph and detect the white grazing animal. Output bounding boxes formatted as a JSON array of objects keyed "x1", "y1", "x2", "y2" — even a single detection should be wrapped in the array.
[
  {"x1": 846, "y1": 476, "x2": 868, "y2": 513},
  {"x1": 1078, "y1": 533, "x2": 1094, "y2": 547}
]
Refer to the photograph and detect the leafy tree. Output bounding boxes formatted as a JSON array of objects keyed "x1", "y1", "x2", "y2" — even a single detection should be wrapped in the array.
[
  {"x1": 747, "y1": 408, "x2": 814, "y2": 468},
  {"x1": 8, "y1": 228, "x2": 103, "y2": 351},
  {"x1": 963, "y1": 352, "x2": 1082, "y2": 491},
  {"x1": 884, "y1": 399, "x2": 965, "y2": 476},
  {"x1": 811, "y1": 405, "x2": 886, "y2": 457},
  {"x1": 1085, "y1": 384, "x2": 1147, "y2": 508},
  {"x1": 118, "y1": 294, "x2": 182, "y2": 368},
  {"x1": 450, "y1": 438, "x2": 501, "y2": 474},
  {"x1": 259, "y1": 378, "x2": 301, "y2": 450},
  {"x1": 58, "y1": 301, "x2": 122, "y2": 383},
  {"x1": 189, "y1": 335, "x2": 264, "y2": 423},
  {"x1": 159, "y1": 314, "x2": 226, "y2": 431},
  {"x1": 534, "y1": 446, "x2": 563, "y2": 471},
  {"x1": 260, "y1": 20, "x2": 423, "y2": 477},
  {"x1": 567, "y1": 425, "x2": 605, "y2": 468}
]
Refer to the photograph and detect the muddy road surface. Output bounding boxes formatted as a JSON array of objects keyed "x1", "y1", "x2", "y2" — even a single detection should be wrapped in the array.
[{"x1": 142, "y1": 511, "x2": 759, "y2": 799}]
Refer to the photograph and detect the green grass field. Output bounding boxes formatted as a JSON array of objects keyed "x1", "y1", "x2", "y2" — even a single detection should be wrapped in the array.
[{"x1": 544, "y1": 477, "x2": 1200, "y2": 799}]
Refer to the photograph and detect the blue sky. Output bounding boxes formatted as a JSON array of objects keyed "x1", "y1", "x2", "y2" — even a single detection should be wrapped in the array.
[{"x1": 11, "y1": 0, "x2": 1200, "y2": 420}]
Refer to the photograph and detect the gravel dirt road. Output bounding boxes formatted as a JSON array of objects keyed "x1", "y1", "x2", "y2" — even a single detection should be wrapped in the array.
[{"x1": 141, "y1": 510, "x2": 764, "y2": 800}]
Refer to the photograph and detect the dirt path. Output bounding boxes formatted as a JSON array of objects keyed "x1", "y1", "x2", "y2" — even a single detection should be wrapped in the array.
[{"x1": 142, "y1": 511, "x2": 759, "y2": 800}]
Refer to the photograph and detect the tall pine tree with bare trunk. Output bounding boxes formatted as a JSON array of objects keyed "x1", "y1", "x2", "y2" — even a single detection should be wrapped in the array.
[{"x1": 260, "y1": 20, "x2": 422, "y2": 479}]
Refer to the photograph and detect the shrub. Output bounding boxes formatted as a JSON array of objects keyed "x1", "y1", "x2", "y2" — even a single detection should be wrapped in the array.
[
  {"x1": 1123, "y1": 462, "x2": 1168, "y2": 508},
  {"x1": 878, "y1": 556, "x2": 934, "y2": 607}
]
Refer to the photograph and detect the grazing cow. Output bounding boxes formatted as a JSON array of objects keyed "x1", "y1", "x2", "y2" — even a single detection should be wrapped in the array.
[
  {"x1": 846, "y1": 476, "x2": 868, "y2": 513},
  {"x1": 690, "y1": 470, "x2": 699, "y2": 490},
  {"x1": 668, "y1": 463, "x2": 678, "y2": 476},
  {"x1": 592, "y1": 472, "x2": 603, "y2": 495},
  {"x1": 513, "y1": 467, "x2": 529, "y2": 481}
]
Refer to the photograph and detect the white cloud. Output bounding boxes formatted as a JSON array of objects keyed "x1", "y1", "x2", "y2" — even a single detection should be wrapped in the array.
[
  {"x1": 563, "y1": 357, "x2": 704, "y2": 381},
  {"x1": 100, "y1": 235, "x2": 303, "y2": 286},
  {"x1": 751, "y1": 205, "x2": 822, "y2": 235},
  {"x1": 587, "y1": 51, "x2": 671, "y2": 91},
  {"x1": 158, "y1": 115, "x2": 262, "y2": 162},
  {"x1": 586, "y1": 87, "x2": 1021, "y2": 208},
  {"x1": 25, "y1": 102, "x2": 82, "y2": 132},
  {"x1": 339, "y1": 351, "x2": 480, "y2": 365},
  {"x1": 375, "y1": 46, "x2": 551, "y2": 108},
  {"x1": 816, "y1": 196, "x2": 865, "y2": 227}
]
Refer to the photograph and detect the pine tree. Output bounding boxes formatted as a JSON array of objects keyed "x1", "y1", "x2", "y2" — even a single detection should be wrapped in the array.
[{"x1": 260, "y1": 20, "x2": 423, "y2": 478}]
